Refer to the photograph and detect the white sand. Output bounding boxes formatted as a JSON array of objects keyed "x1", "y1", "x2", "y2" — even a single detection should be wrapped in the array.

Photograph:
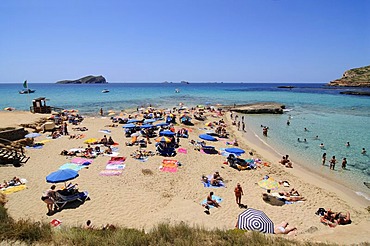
[{"x1": 1, "y1": 110, "x2": 369, "y2": 245}]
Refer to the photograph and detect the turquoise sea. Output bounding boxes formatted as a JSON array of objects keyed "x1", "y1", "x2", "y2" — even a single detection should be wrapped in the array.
[{"x1": 1, "y1": 82, "x2": 369, "y2": 200}]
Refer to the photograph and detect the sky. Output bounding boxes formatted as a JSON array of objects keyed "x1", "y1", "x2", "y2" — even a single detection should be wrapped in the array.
[{"x1": 0, "y1": 0, "x2": 369, "y2": 83}]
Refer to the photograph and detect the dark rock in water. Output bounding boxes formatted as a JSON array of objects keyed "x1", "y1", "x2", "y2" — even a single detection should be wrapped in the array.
[
  {"x1": 277, "y1": 86, "x2": 295, "y2": 89},
  {"x1": 340, "y1": 91, "x2": 370, "y2": 96},
  {"x1": 56, "y1": 75, "x2": 107, "y2": 84},
  {"x1": 223, "y1": 102, "x2": 285, "y2": 114}
]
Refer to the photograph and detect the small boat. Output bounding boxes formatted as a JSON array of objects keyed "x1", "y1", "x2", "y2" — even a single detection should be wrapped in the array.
[
  {"x1": 102, "y1": 89, "x2": 110, "y2": 93},
  {"x1": 19, "y1": 89, "x2": 35, "y2": 94},
  {"x1": 175, "y1": 89, "x2": 180, "y2": 93}
]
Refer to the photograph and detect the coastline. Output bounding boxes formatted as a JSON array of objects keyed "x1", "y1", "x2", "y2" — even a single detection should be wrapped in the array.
[
  {"x1": 229, "y1": 113, "x2": 370, "y2": 208},
  {"x1": 1, "y1": 110, "x2": 369, "y2": 245}
]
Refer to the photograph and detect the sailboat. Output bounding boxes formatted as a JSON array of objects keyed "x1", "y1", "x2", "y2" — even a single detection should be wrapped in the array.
[{"x1": 19, "y1": 80, "x2": 36, "y2": 94}]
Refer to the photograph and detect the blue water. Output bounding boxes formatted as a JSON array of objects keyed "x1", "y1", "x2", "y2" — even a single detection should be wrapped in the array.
[{"x1": 1, "y1": 82, "x2": 370, "y2": 197}]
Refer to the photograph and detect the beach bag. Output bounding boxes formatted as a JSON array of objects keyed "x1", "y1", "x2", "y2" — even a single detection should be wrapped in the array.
[{"x1": 315, "y1": 208, "x2": 326, "y2": 216}]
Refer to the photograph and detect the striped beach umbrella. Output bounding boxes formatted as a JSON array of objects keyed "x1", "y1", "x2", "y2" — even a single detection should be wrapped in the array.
[
  {"x1": 237, "y1": 208, "x2": 274, "y2": 234},
  {"x1": 155, "y1": 136, "x2": 171, "y2": 143}
]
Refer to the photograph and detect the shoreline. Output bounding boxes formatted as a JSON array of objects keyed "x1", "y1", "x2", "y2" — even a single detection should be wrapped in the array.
[{"x1": 226, "y1": 113, "x2": 370, "y2": 208}]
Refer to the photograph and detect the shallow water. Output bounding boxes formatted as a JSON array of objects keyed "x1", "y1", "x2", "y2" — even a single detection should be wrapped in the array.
[{"x1": 1, "y1": 82, "x2": 369, "y2": 197}]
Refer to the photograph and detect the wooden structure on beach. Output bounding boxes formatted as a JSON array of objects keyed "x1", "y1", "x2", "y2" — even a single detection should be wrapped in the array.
[
  {"x1": 29, "y1": 97, "x2": 63, "y2": 114},
  {"x1": 0, "y1": 142, "x2": 29, "y2": 167}
]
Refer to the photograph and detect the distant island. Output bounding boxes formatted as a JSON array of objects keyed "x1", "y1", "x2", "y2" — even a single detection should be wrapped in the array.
[
  {"x1": 56, "y1": 75, "x2": 107, "y2": 84},
  {"x1": 328, "y1": 65, "x2": 370, "y2": 87}
]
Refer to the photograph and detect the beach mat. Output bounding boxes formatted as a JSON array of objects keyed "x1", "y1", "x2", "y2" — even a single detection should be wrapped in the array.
[
  {"x1": 99, "y1": 170, "x2": 123, "y2": 176},
  {"x1": 71, "y1": 157, "x2": 93, "y2": 165},
  {"x1": 201, "y1": 195, "x2": 223, "y2": 208},
  {"x1": 159, "y1": 166, "x2": 178, "y2": 173},
  {"x1": 177, "y1": 148, "x2": 188, "y2": 154},
  {"x1": 202, "y1": 180, "x2": 225, "y2": 188},
  {"x1": 1, "y1": 184, "x2": 27, "y2": 195},
  {"x1": 106, "y1": 164, "x2": 125, "y2": 170},
  {"x1": 59, "y1": 163, "x2": 88, "y2": 172}
]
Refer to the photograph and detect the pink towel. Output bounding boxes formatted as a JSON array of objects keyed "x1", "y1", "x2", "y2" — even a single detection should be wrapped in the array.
[
  {"x1": 99, "y1": 170, "x2": 123, "y2": 176},
  {"x1": 160, "y1": 166, "x2": 178, "y2": 173},
  {"x1": 71, "y1": 157, "x2": 93, "y2": 165},
  {"x1": 177, "y1": 148, "x2": 187, "y2": 154},
  {"x1": 107, "y1": 160, "x2": 124, "y2": 165}
]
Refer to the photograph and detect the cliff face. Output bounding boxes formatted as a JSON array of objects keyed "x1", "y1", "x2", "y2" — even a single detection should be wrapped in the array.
[
  {"x1": 328, "y1": 65, "x2": 370, "y2": 87},
  {"x1": 56, "y1": 75, "x2": 107, "y2": 84}
]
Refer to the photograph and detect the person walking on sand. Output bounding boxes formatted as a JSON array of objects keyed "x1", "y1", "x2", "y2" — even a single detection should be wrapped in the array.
[
  {"x1": 322, "y1": 153, "x2": 327, "y2": 165},
  {"x1": 41, "y1": 185, "x2": 57, "y2": 215},
  {"x1": 329, "y1": 156, "x2": 336, "y2": 170},
  {"x1": 234, "y1": 183, "x2": 244, "y2": 207},
  {"x1": 242, "y1": 122, "x2": 246, "y2": 132}
]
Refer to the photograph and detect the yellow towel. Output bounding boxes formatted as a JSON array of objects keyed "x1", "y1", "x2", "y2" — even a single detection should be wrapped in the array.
[{"x1": 0, "y1": 185, "x2": 27, "y2": 194}]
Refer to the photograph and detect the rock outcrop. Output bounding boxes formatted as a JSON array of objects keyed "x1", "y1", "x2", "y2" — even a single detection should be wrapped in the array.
[
  {"x1": 339, "y1": 91, "x2": 370, "y2": 96},
  {"x1": 328, "y1": 65, "x2": 370, "y2": 87},
  {"x1": 56, "y1": 75, "x2": 107, "y2": 84},
  {"x1": 222, "y1": 102, "x2": 285, "y2": 114}
]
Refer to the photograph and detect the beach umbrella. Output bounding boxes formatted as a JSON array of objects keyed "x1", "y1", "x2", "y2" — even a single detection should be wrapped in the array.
[
  {"x1": 199, "y1": 134, "x2": 217, "y2": 141},
  {"x1": 122, "y1": 123, "x2": 136, "y2": 128},
  {"x1": 156, "y1": 122, "x2": 169, "y2": 127},
  {"x1": 144, "y1": 119, "x2": 156, "y2": 123},
  {"x1": 84, "y1": 138, "x2": 97, "y2": 144},
  {"x1": 159, "y1": 130, "x2": 176, "y2": 137},
  {"x1": 258, "y1": 177, "x2": 280, "y2": 191},
  {"x1": 127, "y1": 119, "x2": 142, "y2": 123},
  {"x1": 25, "y1": 133, "x2": 41, "y2": 138},
  {"x1": 46, "y1": 169, "x2": 79, "y2": 184},
  {"x1": 237, "y1": 208, "x2": 274, "y2": 234},
  {"x1": 225, "y1": 148, "x2": 245, "y2": 155},
  {"x1": 155, "y1": 136, "x2": 171, "y2": 143},
  {"x1": 140, "y1": 124, "x2": 154, "y2": 129}
]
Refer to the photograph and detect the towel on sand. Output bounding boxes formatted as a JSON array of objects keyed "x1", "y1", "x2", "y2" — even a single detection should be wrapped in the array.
[
  {"x1": 99, "y1": 170, "x2": 123, "y2": 176},
  {"x1": 1, "y1": 184, "x2": 27, "y2": 194},
  {"x1": 201, "y1": 195, "x2": 223, "y2": 208}
]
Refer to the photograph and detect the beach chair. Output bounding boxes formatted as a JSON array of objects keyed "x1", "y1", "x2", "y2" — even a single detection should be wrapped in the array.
[{"x1": 54, "y1": 191, "x2": 89, "y2": 210}]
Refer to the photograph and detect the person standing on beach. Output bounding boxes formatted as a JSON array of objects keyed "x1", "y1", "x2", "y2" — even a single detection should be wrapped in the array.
[
  {"x1": 322, "y1": 153, "x2": 327, "y2": 165},
  {"x1": 234, "y1": 183, "x2": 244, "y2": 207},
  {"x1": 237, "y1": 121, "x2": 240, "y2": 131},
  {"x1": 342, "y1": 158, "x2": 347, "y2": 169},
  {"x1": 242, "y1": 122, "x2": 246, "y2": 132},
  {"x1": 100, "y1": 108, "x2": 103, "y2": 116},
  {"x1": 329, "y1": 156, "x2": 336, "y2": 170}
]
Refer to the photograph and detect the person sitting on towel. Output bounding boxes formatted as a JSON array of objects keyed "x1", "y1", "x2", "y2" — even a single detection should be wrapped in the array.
[
  {"x1": 107, "y1": 136, "x2": 114, "y2": 145},
  {"x1": 211, "y1": 171, "x2": 223, "y2": 186},
  {"x1": 204, "y1": 191, "x2": 221, "y2": 210}
]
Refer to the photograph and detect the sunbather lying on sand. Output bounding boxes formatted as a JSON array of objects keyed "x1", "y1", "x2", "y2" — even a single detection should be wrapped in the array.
[
  {"x1": 274, "y1": 221, "x2": 297, "y2": 235},
  {"x1": 278, "y1": 188, "x2": 300, "y2": 197},
  {"x1": 320, "y1": 209, "x2": 351, "y2": 227}
]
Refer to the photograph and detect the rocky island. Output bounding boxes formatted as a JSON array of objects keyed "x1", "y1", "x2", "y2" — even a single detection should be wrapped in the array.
[
  {"x1": 56, "y1": 75, "x2": 107, "y2": 84},
  {"x1": 328, "y1": 65, "x2": 370, "y2": 87},
  {"x1": 222, "y1": 102, "x2": 285, "y2": 114}
]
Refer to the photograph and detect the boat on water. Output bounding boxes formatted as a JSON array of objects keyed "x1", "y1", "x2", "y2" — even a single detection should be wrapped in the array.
[
  {"x1": 19, "y1": 89, "x2": 36, "y2": 94},
  {"x1": 102, "y1": 89, "x2": 110, "y2": 93}
]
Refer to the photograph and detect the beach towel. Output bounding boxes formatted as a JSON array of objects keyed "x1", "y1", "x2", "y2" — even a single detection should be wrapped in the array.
[
  {"x1": 59, "y1": 163, "x2": 88, "y2": 172},
  {"x1": 71, "y1": 157, "x2": 93, "y2": 165},
  {"x1": 107, "y1": 160, "x2": 125, "y2": 165},
  {"x1": 201, "y1": 195, "x2": 223, "y2": 208},
  {"x1": 99, "y1": 170, "x2": 123, "y2": 176},
  {"x1": 177, "y1": 148, "x2": 188, "y2": 154},
  {"x1": 110, "y1": 157, "x2": 126, "y2": 162},
  {"x1": 25, "y1": 145, "x2": 43, "y2": 149},
  {"x1": 105, "y1": 164, "x2": 125, "y2": 170},
  {"x1": 271, "y1": 192, "x2": 304, "y2": 204},
  {"x1": 202, "y1": 180, "x2": 225, "y2": 188},
  {"x1": 0, "y1": 184, "x2": 27, "y2": 194},
  {"x1": 99, "y1": 129, "x2": 111, "y2": 134},
  {"x1": 159, "y1": 166, "x2": 178, "y2": 173}
]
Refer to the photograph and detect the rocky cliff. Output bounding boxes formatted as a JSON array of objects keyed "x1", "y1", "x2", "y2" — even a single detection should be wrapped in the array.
[
  {"x1": 328, "y1": 65, "x2": 370, "y2": 87},
  {"x1": 56, "y1": 75, "x2": 107, "y2": 84}
]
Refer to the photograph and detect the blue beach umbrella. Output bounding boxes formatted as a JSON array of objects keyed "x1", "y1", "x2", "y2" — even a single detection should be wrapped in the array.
[
  {"x1": 25, "y1": 133, "x2": 41, "y2": 138},
  {"x1": 122, "y1": 123, "x2": 136, "y2": 128},
  {"x1": 127, "y1": 119, "x2": 142, "y2": 123},
  {"x1": 225, "y1": 148, "x2": 245, "y2": 155},
  {"x1": 156, "y1": 122, "x2": 169, "y2": 127},
  {"x1": 140, "y1": 124, "x2": 154, "y2": 129},
  {"x1": 46, "y1": 169, "x2": 79, "y2": 183},
  {"x1": 144, "y1": 119, "x2": 156, "y2": 123},
  {"x1": 159, "y1": 130, "x2": 176, "y2": 136},
  {"x1": 199, "y1": 134, "x2": 217, "y2": 141}
]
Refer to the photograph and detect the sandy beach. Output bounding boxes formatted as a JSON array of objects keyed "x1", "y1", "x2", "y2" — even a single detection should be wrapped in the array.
[{"x1": 1, "y1": 109, "x2": 369, "y2": 245}]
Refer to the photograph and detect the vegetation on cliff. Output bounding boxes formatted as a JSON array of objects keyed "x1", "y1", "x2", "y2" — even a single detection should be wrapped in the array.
[{"x1": 328, "y1": 65, "x2": 370, "y2": 87}]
